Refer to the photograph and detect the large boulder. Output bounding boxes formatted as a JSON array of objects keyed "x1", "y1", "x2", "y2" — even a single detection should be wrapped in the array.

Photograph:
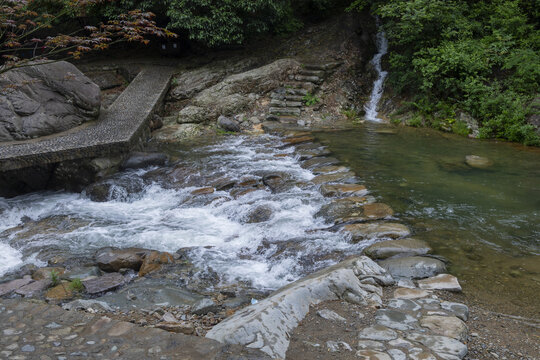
[
  {"x1": 0, "y1": 61, "x2": 100, "y2": 142},
  {"x1": 176, "y1": 59, "x2": 299, "y2": 124}
]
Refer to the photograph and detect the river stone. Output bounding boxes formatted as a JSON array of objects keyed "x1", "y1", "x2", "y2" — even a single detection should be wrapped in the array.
[
  {"x1": 96, "y1": 278, "x2": 202, "y2": 310},
  {"x1": 387, "y1": 298, "x2": 421, "y2": 312},
  {"x1": 32, "y1": 267, "x2": 65, "y2": 280},
  {"x1": 343, "y1": 223, "x2": 411, "y2": 242},
  {"x1": 83, "y1": 272, "x2": 125, "y2": 294},
  {"x1": 356, "y1": 350, "x2": 392, "y2": 360},
  {"x1": 138, "y1": 251, "x2": 174, "y2": 277},
  {"x1": 375, "y1": 309, "x2": 418, "y2": 330},
  {"x1": 121, "y1": 152, "x2": 168, "y2": 170},
  {"x1": 363, "y1": 203, "x2": 394, "y2": 219},
  {"x1": 282, "y1": 135, "x2": 315, "y2": 146},
  {"x1": 387, "y1": 349, "x2": 407, "y2": 360},
  {"x1": 62, "y1": 266, "x2": 101, "y2": 281},
  {"x1": 206, "y1": 256, "x2": 378, "y2": 358},
  {"x1": 301, "y1": 157, "x2": 340, "y2": 169},
  {"x1": 393, "y1": 288, "x2": 430, "y2": 299},
  {"x1": 418, "y1": 274, "x2": 462, "y2": 292},
  {"x1": 320, "y1": 184, "x2": 368, "y2": 197},
  {"x1": 15, "y1": 279, "x2": 51, "y2": 297},
  {"x1": 312, "y1": 165, "x2": 349, "y2": 174},
  {"x1": 191, "y1": 187, "x2": 215, "y2": 195},
  {"x1": 420, "y1": 315, "x2": 468, "y2": 341},
  {"x1": 364, "y1": 238, "x2": 432, "y2": 259},
  {"x1": 297, "y1": 147, "x2": 332, "y2": 161},
  {"x1": 0, "y1": 277, "x2": 34, "y2": 296},
  {"x1": 440, "y1": 302, "x2": 469, "y2": 321},
  {"x1": 357, "y1": 340, "x2": 386, "y2": 351},
  {"x1": 156, "y1": 321, "x2": 195, "y2": 335},
  {"x1": 358, "y1": 325, "x2": 397, "y2": 341},
  {"x1": 192, "y1": 298, "x2": 221, "y2": 315},
  {"x1": 465, "y1": 155, "x2": 492, "y2": 169},
  {"x1": 63, "y1": 299, "x2": 114, "y2": 312},
  {"x1": 405, "y1": 332, "x2": 467, "y2": 359},
  {"x1": 379, "y1": 256, "x2": 446, "y2": 279},
  {"x1": 0, "y1": 61, "x2": 100, "y2": 142},
  {"x1": 217, "y1": 115, "x2": 241, "y2": 132},
  {"x1": 245, "y1": 205, "x2": 273, "y2": 223},
  {"x1": 315, "y1": 199, "x2": 364, "y2": 223},
  {"x1": 95, "y1": 247, "x2": 150, "y2": 272},
  {"x1": 311, "y1": 171, "x2": 356, "y2": 185}
]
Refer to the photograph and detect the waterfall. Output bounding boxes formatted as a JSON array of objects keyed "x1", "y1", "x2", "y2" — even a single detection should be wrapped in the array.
[{"x1": 364, "y1": 19, "x2": 388, "y2": 122}]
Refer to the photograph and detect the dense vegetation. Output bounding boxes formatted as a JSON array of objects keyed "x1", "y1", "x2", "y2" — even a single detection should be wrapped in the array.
[
  {"x1": 5, "y1": 0, "x2": 538, "y2": 144},
  {"x1": 350, "y1": 0, "x2": 540, "y2": 145}
]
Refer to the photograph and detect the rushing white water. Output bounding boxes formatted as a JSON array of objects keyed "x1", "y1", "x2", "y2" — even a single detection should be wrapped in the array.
[
  {"x1": 0, "y1": 135, "x2": 370, "y2": 291},
  {"x1": 364, "y1": 19, "x2": 389, "y2": 122}
]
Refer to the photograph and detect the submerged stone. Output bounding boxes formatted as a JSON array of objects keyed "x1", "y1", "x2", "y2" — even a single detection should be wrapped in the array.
[
  {"x1": 379, "y1": 256, "x2": 446, "y2": 279},
  {"x1": 343, "y1": 222, "x2": 410, "y2": 242},
  {"x1": 364, "y1": 238, "x2": 431, "y2": 259},
  {"x1": 465, "y1": 155, "x2": 492, "y2": 169},
  {"x1": 418, "y1": 274, "x2": 462, "y2": 292}
]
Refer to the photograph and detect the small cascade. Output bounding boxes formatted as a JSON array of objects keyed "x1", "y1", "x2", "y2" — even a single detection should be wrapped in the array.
[{"x1": 364, "y1": 19, "x2": 389, "y2": 122}]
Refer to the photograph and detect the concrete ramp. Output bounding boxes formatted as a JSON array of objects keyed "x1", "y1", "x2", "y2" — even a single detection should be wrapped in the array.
[{"x1": 0, "y1": 65, "x2": 175, "y2": 172}]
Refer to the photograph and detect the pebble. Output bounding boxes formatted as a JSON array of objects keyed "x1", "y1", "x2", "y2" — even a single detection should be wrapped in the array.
[{"x1": 21, "y1": 344, "x2": 35, "y2": 352}]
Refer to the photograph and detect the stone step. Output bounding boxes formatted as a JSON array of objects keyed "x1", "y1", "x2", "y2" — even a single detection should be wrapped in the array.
[
  {"x1": 269, "y1": 107, "x2": 301, "y2": 116},
  {"x1": 303, "y1": 62, "x2": 343, "y2": 71},
  {"x1": 270, "y1": 99, "x2": 303, "y2": 108},
  {"x1": 294, "y1": 75, "x2": 322, "y2": 84},
  {"x1": 278, "y1": 116, "x2": 301, "y2": 124},
  {"x1": 270, "y1": 93, "x2": 305, "y2": 102},
  {"x1": 282, "y1": 82, "x2": 316, "y2": 92},
  {"x1": 299, "y1": 69, "x2": 325, "y2": 77}
]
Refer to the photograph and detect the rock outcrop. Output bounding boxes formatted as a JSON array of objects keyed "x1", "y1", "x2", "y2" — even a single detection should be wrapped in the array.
[{"x1": 0, "y1": 61, "x2": 100, "y2": 142}]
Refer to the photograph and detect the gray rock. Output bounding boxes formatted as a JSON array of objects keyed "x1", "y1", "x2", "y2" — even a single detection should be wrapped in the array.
[
  {"x1": 217, "y1": 115, "x2": 241, "y2": 132},
  {"x1": 63, "y1": 299, "x2": 114, "y2": 312},
  {"x1": 387, "y1": 298, "x2": 421, "y2": 312},
  {"x1": 192, "y1": 298, "x2": 221, "y2": 315},
  {"x1": 14, "y1": 279, "x2": 51, "y2": 297},
  {"x1": 364, "y1": 238, "x2": 432, "y2": 259},
  {"x1": 358, "y1": 325, "x2": 397, "y2": 341},
  {"x1": 206, "y1": 256, "x2": 378, "y2": 358},
  {"x1": 62, "y1": 266, "x2": 101, "y2": 281},
  {"x1": 379, "y1": 256, "x2": 446, "y2": 279},
  {"x1": 83, "y1": 272, "x2": 125, "y2": 294},
  {"x1": 440, "y1": 302, "x2": 469, "y2": 321},
  {"x1": 375, "y1": 309, "x2": 418, "y2": 331},
  {"x1": 0, "y1": 277, "x2": 33, "y2": 296},
  {"x1": 356, "y1": 350, "x2": 392, "y2": 360},
  {"x1": 357, "y1": 340, "x2": 386, "y2": 351},
  {"x1": 21, "y1": 344, "x2": 35, "y2": 352},
  {"x1": 0, "y1": 61, "x2": 100, "y2": 142},
  {"x1": 121, "y1": 152, "x2": 168, "y2": 170},
  {"x1": 86, "y1": 71, "x2": 123, "y2": 90},
  {"x1": 405, "y1": 332, "x2": 467, "y2": 359},
  {"x1": 317, "y1": 309, "x2": 346, "y2": 322},
  {"x1": 94, "y1": 247, "x2": 149, "y2": 272},
  {"x1": 96, "y1": 278, "x2": 202, "y2": 310},
  {"x1": 84, "y1": 178, "x2": 145, "y2": 202},
  {"x1": 387, "y1": 349, "x2": 407, "y2": 360}
]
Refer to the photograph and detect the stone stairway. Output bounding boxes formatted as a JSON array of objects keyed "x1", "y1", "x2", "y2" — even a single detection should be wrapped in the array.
[{"x1": 267, "y1": 62, "x2": 341, "y2": 124}]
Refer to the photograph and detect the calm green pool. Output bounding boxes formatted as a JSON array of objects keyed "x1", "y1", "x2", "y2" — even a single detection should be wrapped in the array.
[{"x1": 315, "y1": 124, "x2": 540, "y2": 316}]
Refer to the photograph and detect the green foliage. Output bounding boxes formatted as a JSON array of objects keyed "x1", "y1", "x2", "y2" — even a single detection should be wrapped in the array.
[
  {"x1": 341, "y1": 108, "x2": 363, "y2": 123},
  {"x1": 303, "y1": 92, "x2": 320, "y2": 106},
  {"x1": 69, "y1": 278, "x2": 84, "y2": 292},
  {"x1": 351, "y1": 0, "x2": 540, "y2": 145},
  {"x1": 50, "y1": 270, "x2": 60, "y2": 287}
]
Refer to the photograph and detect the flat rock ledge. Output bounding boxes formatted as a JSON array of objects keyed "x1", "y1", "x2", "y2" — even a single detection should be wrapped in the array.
[{"x1": 206, "y1": 256, "x2": 390, "y2": 358}]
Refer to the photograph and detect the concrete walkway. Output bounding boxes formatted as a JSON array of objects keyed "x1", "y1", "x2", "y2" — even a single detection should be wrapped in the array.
[
  {"x1": 0, "y1": 299, "x2": 269, "y2": 359},
  {"x1": 0, "y1": 66, "x2": 175, "y2": 172}
]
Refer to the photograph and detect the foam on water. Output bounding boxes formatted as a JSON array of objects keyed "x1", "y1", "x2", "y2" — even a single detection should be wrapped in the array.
[{"x1": 0, "y1": 135, "x2": 367, "y2": 290}]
